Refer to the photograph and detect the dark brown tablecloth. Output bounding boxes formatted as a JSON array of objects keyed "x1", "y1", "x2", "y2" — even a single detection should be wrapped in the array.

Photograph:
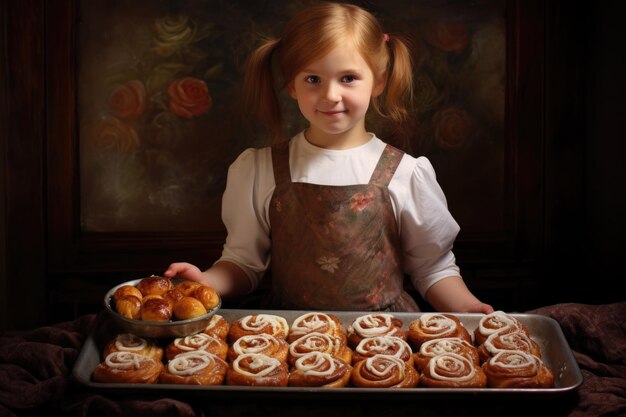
[{"x1": 1, "y1": 302, "x2": 624, "y2": 417}]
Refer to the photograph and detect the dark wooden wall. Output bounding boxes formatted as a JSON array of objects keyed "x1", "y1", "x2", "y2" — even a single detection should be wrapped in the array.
[{"x1": 2, "y1": 0, "x2": 625, "y2": 332}]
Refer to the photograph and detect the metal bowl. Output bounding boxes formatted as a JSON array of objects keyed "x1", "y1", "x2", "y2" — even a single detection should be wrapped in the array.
[{"x1": 103, "y1": 278, "x2": 221, "y2": 338}]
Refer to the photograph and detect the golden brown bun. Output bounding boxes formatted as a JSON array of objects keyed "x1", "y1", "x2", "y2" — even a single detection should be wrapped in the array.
[
  {"x1": 352, "y1": 335, "x2": 414, "y2": 368},
  {"x1": 407, "y1": 313, "x2": 472, "y2": 349},
  {"x1": 162, "y1": 289, "x2": 185, "y2": 310},
  {"x1": 414, "y1": 337, "x2": 479, "y2": 372},
  {"x1": 173, "y1": 297, "x2": 207, "y2": 320},
  {"x1": 192, "y1": 285, "x2": 220, "y2": 311},
  {"x1": 102, "y1": 333, "x2": 164, "y2": 362},
  {"x1": 288, "y1": 352, "x2": 352, "y2": 388},
  {"x1": 114, "y1": 295, "x2": 142, "y2": 320},
  {"x1": 140, "y1": 297, "x2": 172, "y2": 322},
  {"x1": 112, "y1": 285, "x2": 143, "y2": 302},
  {"x1": 136, "y1": 275, "x2": 173, "y2": 297},
  {"x1": 159, "y1": 351, "x2": 228, "y2": 385},
  {"x1": 287, "y1": 312, "x2": 346, "y2": 344},
  {"x1": 474, "y1": 311, "x2": 530, "y2": 346},
  {"x1": 419, "y1": 352, "x2": 487, "y2": 388},
  {"x1": 228, "y1": 334, "x2": 289, "y2": 363},
  {"x1": 165, "y1": 332, "x2": 228, "y2": 361},
  {"x1": 350, "y1": 354, "x2": 419, "y2": 388},
  {"x1": 347, "y1": 314, "x2": 406, "y2": 349},
  {"x1": 92, "y1": 351, "x2": 163, "y2": 384},
  {"x1": 202, "y1": 314, "x2": 230, "y2": 340},
  {"x1": 478, "y1": 330, "x2": 542, "y2": 363},
  {"x1": 288, "y1": 332, "x2": 352, "y2": 367},
  {"x1": 482, "y1": 350, "x2": 554, "y2": 388},
  {"x1": 175, "y1": 280, "x2": 202, "y2": 296},
  {"x1": 225, "y1": 353, "x2": 289, "y2": 386},
  {"x1": 228, "y1": 314, "x2": 289, "y2": 343}
]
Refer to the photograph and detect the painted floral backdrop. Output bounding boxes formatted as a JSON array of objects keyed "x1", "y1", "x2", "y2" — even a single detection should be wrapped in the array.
[{"x1": 78, "y1": 0, "x2": 505, "y2": 233}]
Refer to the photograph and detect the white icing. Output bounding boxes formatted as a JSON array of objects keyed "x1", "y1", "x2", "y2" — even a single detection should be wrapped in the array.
[
  {"x1": 427, "y1": 352, "x2": 476, "y2": 381},
  {"x1": 363, "y1": 354, "x2": 405, "y2": 379},
  {"x1": 489, "y1": 350, "x2": 540, "y2": 372},
  {"x1": 104, "y1": 351, "x2": 148, "y2": 370},
  {"x1": 352, "y1": 314, "x2": 396, "y2": 337},
  {"x1": 478, "y1": 311, "x2": 520, "y2": 337},
  {"x1": 355, "y1": 335, "x2": 411, "y2": 359},
  {"x1": 233, "y1": 334, "x2": 275, "y2": 354},
  {"x1": 174, "y1": 333, "x2": 215, "y2": 351},
  {"x1": 419, "y1": 337, "x2": 472, "y2": 357},
  {"x1": 484, "y1": 331, "x2": 534, "y2": 355},
  {"x1": 418, "y1": 313, "x2": 458, "y2": 337},
  {"x1": 204, "y1": 314, "x2": 223, "y2": 331},
  {"x1": 168, "y1": 351, "x2": 214, "y2": 376},
  {"x1": 232, "y1": 353, "x2": 281, "y2": 377},
  {"x1": 240, "y1": 314, "x2": 289, "y2": 336},
  {"x1": 290, "y1": 312, "x2": 336, "y2": 337},
  {"x1": 114, "y1": 333, "x2": 147, "y2": 352},
  {"x1": 294, "y1": 351, "x2": 337, "y2": 377}
]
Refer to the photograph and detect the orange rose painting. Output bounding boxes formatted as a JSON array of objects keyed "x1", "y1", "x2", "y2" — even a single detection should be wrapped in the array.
[{"x1": 78, "y1": 0, "x2": 505, "y2": 234}]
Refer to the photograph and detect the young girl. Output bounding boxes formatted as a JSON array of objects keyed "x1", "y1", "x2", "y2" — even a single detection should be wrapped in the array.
[{"x1": 164, "y1": 2, "x2": 493, "y2": 313}]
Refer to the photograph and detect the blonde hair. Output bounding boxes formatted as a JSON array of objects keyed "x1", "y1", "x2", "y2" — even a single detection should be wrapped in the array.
[{"x1": 243, "y1": 2, "x2": 414, "y2": 141}]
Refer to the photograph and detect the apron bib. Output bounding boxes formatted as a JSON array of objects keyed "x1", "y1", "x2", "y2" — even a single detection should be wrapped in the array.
[{"x1": 268, "y1": 140, "x2": 419, "y2": 311}]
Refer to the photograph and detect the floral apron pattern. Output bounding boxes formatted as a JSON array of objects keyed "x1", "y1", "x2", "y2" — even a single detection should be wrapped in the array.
[{"x1": 268, "y1": 141, "x2": 419, "y2": 311}]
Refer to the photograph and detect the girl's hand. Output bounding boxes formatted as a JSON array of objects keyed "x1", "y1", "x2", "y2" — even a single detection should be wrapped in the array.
[
  {"x1": 163, "y1": 262, "x2": 206, "y2": 284},
  {"x1": 463, "y1": 302, "x2": 495, "y2": 315}
]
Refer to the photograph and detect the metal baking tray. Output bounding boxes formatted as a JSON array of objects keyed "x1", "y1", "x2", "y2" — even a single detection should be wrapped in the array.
[{"x1": 72, "y1": 309, "x2": 583, "y2": 398}]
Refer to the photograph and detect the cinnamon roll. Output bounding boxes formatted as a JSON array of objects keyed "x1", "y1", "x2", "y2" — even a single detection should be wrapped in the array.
[
  {"x1": 352, "y1": 336, "x2": 414, "y2": 368},
  {"x1": 414, "y1": 337, "x2": 479, "y2": 372},
  {"x1": 288, "y1": 352, "x2": 352, "y2": 388},
  {"x1": 165, "y1": 332, "x2": 228, "y2": 361},
  {"x1": 347, "y1": 314, "x2": 406, "y2": 349},
  {"x1": 228, "y1": 314, "x2": 289, "y2": 343},
  {"x1": 287, "y1": 312, "x2": 346, "y2": 344},
  {"x1": 202, "y1": 314, "x2": 230, "y2": 340},
  {"x1": 160, "y1": 351, "x2": 228, "y2": 385},
  {"x1": 288, "y1": 332, "x2": 352, "y2": 367},
  {"x1": 478, "y1": 330, "x2": 542, "y2": 363},
  {"x1": 228, "y1": 334, "x2": 289, "y2": 363},
  {"x1": 350, "y1": 354, "x2": 419, "y2": 388},
  {"x1": 482, "y1": 350, "x2": 554, "y2": 388},
  {"x1": 474, "y1": 311, "x2": 529, "y2": 346},
  {"x1": 226, "y1": 353, "x2": 289, "y2": 386},
  {"x1": 407, "y1": 313, "x2": 471, "y2": 349},
  {"x1": 419, "y1": 352, "x2": 487, "y2": 388},
  {"x1": 102, "y1": 333, "x2": 164, "y2": 362},
  {"x1": 92, "y1": 351, "x2": 163, "y2": 384}
]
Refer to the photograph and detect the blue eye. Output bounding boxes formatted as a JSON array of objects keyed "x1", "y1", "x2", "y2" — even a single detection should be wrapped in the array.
[{"x1": 305, "y1": 75, "x2": 320, "y2": 84}]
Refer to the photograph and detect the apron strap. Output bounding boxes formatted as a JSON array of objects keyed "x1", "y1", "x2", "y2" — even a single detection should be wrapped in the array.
[
  {"x1": 271, "y1": 140, "x2": 291, "y2": 191},
  {"x1": 368, "y1": 144, "x2": 404, "y2": 187}
]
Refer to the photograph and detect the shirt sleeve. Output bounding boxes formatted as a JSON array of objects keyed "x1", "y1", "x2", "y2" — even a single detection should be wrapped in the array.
[
  {"x1": 397, "y1": 156, "x2": 461, "y2": 298},
  {"x1": 217, "y1": 147, "x2": 273, "y2": 292}
]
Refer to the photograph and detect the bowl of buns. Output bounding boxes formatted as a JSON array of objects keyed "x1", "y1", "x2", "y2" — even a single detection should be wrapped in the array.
[{"x1": 104, "y1": 275, "x2": 221, "y2": 338}]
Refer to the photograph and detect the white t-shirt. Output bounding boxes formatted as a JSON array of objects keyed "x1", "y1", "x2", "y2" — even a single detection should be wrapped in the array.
[{"x1": 217, "y1": 131, "x2": 461, "y2": 298}]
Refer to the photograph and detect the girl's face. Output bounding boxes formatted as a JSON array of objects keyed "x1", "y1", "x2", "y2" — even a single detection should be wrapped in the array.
[{"x1": 288, "y1": 44, "x2": 384, "y2": 149}]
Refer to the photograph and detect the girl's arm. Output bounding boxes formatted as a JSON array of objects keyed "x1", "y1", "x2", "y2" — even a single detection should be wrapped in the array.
[
  {"x1": 163, "y1": 261, "x2": 252, "y2": 298},
  {"x1": 424, "y1": 276, "x2": 494, "y2": 314}
]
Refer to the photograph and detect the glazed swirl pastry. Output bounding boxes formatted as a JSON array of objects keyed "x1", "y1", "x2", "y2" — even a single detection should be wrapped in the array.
[
  {"x1": 202, "y1": 314, "x2": 230, "y2": 340},
  {"x1": 228, "y1": 334, "x2": 289, "y2": 363},
  {"x1": 419, "y1": 352, "x2": 487, "y2": 388},
  {"x1": 414, "y1": 337, "x2": 479, "y2": 372},
  {"x1": 92, "y1": 351, "x2": 163, "y2": 384},
  {"x1": 165, "y1": 332, "x2": 228, "y2": 361},
  {"x1": 228, "y1": 314, "x2": 289, "y2": 343},
  {"x1": 347, "y1": 314, "x2": 406, "y2": 349},
  {"x1": 288, "y1": 332, "x2": 352, "y2": 367},
  {"x1": 288, "y1": 352, "x2": 352, "y2": 388},
  {"x1": 478, "y1": 330, "x2": 542, "y2": 363},
  {"x1": 352, "y1": 336, "x2": 414, "y2": 368},
  {"x1": 407, "y1": 313, "x2": 472, "y2": 349},
  {"x1": 482, "y1": 350, "x2": 554, "y2": 388},
  {"x1": 350, "y1": 354, "x2": 419, "y2": 388},
  {"x1": 102, "y1": 333, "x2": 164, "y2": 362},
  {"x1": 474, "y1": 311, "x2": 529, "y2": 346},
  {"x1": 287, "y1": 312, "x2": 346, "y2": 343},
  {"x1": 159, "y1": 351, "x2": 228, "y2": 385},
  {"x1": 226, "y1": 353, "x2": 289, "y2": 386}
]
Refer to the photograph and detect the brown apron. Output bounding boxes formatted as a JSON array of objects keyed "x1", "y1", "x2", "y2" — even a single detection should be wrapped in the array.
[{"x1": 267, "y1": 140, "x2": 419, "y2": 312}]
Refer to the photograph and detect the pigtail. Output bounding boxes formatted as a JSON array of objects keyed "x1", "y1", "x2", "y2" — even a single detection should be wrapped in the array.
[
  {"x1": 378, "y1": 34, "x2": 414, "y2": 125},
  {"x1": 242, "y1": 38, "x2": 285, "y2": 141}
]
